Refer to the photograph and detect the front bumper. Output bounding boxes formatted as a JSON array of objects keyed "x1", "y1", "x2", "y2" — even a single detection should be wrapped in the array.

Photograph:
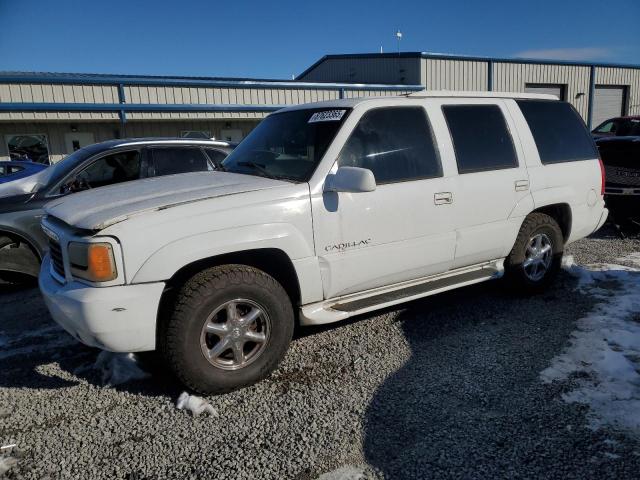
[{"x1": 39, "y1": 256, "x2": 165, "y2": 352}]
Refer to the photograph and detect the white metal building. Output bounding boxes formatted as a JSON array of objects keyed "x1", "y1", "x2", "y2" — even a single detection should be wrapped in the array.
[
  {"x1": 298, "y1": 52, "x2": 640, "y2": 129},
  {"x1": 1, "y1": 52, "x2": 638, "y2": 164}
]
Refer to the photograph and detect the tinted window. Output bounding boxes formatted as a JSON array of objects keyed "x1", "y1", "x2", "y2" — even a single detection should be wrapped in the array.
[
  {"x1": 516, "y1": 100, "x2": 598, "y2": 164},
  {"x1": 222, "y1": 108, "x2": 348, "y2": 182},
  {"x1": 338, "y1": 107, "x2": 441, "y2": 183},
  {"x1": 204, "y1": 148, "x2": 229, "y2": 167},
  {"x1": 8, "y1": 166, "x2": 24, "y2": 174},
  {"x1": 443, "y1": 105, "x2": 518, "y2": 174},
  {"x1": 151, "y1": 147, "x2": 210, "y2": 176},
  {"x1": 75, "y1": 150, "x2": 141, "y2": 189},
  {"x1": 617, "y1": 119, "x2": 640, "y2": 136}
]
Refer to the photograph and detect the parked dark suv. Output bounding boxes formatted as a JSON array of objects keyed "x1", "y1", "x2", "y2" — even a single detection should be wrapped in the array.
[{"x1": 0, "y1": 138, "x2": 235, "y2": 281}]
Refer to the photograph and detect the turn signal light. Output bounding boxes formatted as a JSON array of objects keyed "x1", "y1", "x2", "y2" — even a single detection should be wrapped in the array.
[{"x1": 69, "y1": 242, "x2": 117, "y2": 282}]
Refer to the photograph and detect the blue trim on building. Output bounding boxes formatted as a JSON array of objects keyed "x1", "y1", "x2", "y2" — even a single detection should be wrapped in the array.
[
  {"x1": 587, "y1": 66, "x2": 596, "y2": 130},
  {"x1": 0, "y1": 102, "x2": 287, "y2": 113},
  {"x1": 0, "y1": 72, "x2": 423, "y2": 91},
  {"x1": 487, "y1": 60, "x2": 493, "y2": 91}
]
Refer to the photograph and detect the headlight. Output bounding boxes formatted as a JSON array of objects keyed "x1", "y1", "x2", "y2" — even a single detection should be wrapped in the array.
[{"x1": 68, "y1": 242, "x2": 117, "y2": 282}]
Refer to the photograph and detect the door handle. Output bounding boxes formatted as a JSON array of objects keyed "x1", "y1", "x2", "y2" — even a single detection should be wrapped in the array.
[
  {"x1": 515, "y1": 180, "x2": 529, "y2": 192},
  {"x1": 434, "y1": 192, "x2": 453, "y2": 205}
]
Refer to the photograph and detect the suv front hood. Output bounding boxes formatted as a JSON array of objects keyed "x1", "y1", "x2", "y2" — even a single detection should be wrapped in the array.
[{"x1": 44, "y1": 171, "x2": 290, "y2": 230}]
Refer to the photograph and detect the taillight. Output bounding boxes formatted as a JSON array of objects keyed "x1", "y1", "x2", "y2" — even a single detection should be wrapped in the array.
[{"x1": 598, "y1": 157, "x2": 605, "y2": 196}]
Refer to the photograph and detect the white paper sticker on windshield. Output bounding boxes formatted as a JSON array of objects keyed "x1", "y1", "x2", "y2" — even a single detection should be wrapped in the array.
[{"x1": 308, "y1": 110, "x2": 346, "y2": 123}]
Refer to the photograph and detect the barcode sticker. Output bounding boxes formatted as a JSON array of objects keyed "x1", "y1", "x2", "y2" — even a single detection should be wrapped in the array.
[{"x1": 308, "y1": 110, "x2": 346, "y2": 123}]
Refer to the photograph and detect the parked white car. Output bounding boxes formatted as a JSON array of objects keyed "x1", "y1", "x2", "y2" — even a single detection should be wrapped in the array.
[{"x1": 39, "y1": 92, "x2": 608, "y2": 393}]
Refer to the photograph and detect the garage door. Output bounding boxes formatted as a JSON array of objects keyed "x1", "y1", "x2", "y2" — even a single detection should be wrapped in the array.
[
  {"x1": 593, "y1": 86, "x2": 625, "y2": 127},
  {"x1": 525, "y1": 84, "x2": 564, "y2": 100}
]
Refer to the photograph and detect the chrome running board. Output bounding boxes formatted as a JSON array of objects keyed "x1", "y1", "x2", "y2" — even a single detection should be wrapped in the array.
[{"x1": 299, "y1": 260, "x2": 503, "y2": 326}]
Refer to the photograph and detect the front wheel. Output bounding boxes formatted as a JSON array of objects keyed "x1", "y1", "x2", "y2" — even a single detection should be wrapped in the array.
[
  {"x1": 162, "y1": 265, "x2": 294, "y2": 394},
  {"x1": 505, "y1": 213, "x2": 564, "y2": 294}
]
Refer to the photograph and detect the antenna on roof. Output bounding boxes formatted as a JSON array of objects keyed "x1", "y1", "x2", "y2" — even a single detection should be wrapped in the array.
[{"x1": 395, "y1": 29, "x2": 402, "y2": 55}]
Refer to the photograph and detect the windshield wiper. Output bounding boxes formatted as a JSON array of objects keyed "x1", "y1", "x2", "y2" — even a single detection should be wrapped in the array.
[{"x1": 236, "y1": 161, "x2": 278, "y2": 180}]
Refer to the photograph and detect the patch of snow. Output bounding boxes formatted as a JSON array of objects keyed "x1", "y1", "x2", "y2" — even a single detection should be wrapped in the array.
[
  {"x1": 176, "y1": 392, "x2": 218, "y2": 417},
  {"x1": 541, "y1": 256, "x2": 640, "y2": 433},
  {"x1": 94, "y1": 352, "x2": 149, "y2": 386},
  {"x1": 0, "y1": 456, "x2": 18, "y2": 476},
  {"x1": 616, "y1": 252, "x2": 640, "y2": 268},
  {"x1": 0, "y1": 325, "x2": 76, "y2": 360},
  {"x1": 317, "y1": 466, "x2": 367, "y2": 480}
]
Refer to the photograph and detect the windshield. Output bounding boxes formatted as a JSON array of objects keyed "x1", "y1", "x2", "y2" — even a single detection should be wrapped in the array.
[{"x1": 222, "y1": 108, "x2": 350, "y2": 182}]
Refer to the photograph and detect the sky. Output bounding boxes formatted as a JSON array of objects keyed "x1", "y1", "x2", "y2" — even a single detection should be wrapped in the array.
[{"x1": 0, "y1": 0, "x2": 638, "y2": 79}]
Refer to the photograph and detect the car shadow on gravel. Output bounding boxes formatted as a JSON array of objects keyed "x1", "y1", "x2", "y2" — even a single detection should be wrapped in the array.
[{"x1": 361, "y1": 273, "x2": 640, "y2": 479}]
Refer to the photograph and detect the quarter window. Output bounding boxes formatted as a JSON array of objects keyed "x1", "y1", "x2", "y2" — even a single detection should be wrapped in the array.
[
  {"x1": 337, "y1": 107, "x2": 441, "y2": 184},
  {"x1": 517, "y1": 100, "x2": 598, "y2": 164},
  {"x1": 443, "y1": 104, "x2": 518, "y2": 174}
]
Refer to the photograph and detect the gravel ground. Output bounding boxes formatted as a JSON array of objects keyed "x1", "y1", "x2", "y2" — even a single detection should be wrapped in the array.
[{"x1": 1, "y1": 225, "x2": 640, "y2": 479}]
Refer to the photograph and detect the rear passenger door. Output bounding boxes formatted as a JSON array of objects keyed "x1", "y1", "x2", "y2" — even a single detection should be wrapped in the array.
[
  {"x1": 437, "y1": 100, "x2": 530, "y2": 268},
  {"x1": 147, "y1": 146, "x2": 212, "y2": 177}
]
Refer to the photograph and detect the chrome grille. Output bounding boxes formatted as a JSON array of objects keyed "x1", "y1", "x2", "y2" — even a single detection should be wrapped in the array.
[
  {"x1": 605, "y1": 165, "x2": 640, "y2": 187},
  {"x1": 49, "y1": 239, "x2": 65, "y2": 278}
]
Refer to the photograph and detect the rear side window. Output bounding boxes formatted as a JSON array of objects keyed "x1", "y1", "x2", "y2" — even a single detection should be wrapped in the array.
[
  {"x1": 150, "y1": 147, "x2": 210, "y2": 176},
  {"x1": 516, "y1": 100, "x2": 598, "y2": 164},
  {"x1": 443, "y1": 104, "x2": 518, "y2": 174},
  {"x1": 337, "y1": 106, "x2": 441, "y2": 184}
]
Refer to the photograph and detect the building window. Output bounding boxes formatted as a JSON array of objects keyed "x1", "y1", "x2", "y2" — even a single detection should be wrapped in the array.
[
  {"x1": 180, "y1": 130, "x2": 211, "y2": 139},
  {"x1": 5, "y1": 134, "x2": 50, "y2": 164}
]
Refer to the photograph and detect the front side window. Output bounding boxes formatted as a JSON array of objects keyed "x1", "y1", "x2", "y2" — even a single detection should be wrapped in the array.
[
  {"x1": 64, "y1": 150, "x2": 141, "y2": 192},
  {"x1": 443, "y1": 104, "x2": 518, "y2": 174},
  {"x1": 150, "y1": 147, "x2": 211, "y2": 176},
  {"x1": 337, "y1": 106, "x2": 441, "y2": 183},
  {"x1": 222, "y1": 108, "x2": 349, "y2": 182},
  {"x1": 517, "y1": 100, "x2": 598, "y2": 164}
]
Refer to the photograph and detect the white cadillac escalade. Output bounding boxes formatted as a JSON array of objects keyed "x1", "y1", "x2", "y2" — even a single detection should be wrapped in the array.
[{"x1": 39, "y1": 92, "x2": 608, "y2": 393}]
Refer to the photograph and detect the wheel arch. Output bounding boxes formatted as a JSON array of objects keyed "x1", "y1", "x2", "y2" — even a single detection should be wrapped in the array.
[
  {"x1": 0, "y1": 226, "x2": 44, "y2": 259},
  {"x1": 530, "y1": 203, "x2": 572, "y2": 244},
  {"x1": 162, "y1": 248, "x2": 302, "y2": 309}
]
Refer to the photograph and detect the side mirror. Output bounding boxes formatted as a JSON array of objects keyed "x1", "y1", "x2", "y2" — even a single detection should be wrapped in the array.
[{"x1": 324, "y1": 166, "x2": 376, "y2": 193}]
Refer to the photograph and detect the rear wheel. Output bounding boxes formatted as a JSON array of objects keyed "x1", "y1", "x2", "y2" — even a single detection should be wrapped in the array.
[
  {"x1": 162, "y1": 265, "x2": 294, "y2": 394},
  {"x1": 505, "y1": 213, "x2": 564, "y2": 294}
]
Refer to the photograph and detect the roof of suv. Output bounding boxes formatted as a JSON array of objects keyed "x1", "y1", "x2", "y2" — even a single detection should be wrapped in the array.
[{"x1": 279, "y1": 90, "x2": 558, "y2": 113}]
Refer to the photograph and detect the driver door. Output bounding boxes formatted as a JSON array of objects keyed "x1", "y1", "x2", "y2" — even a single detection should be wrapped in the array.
[{"x1": 311, "y1": 105, "x2": 457, "y2": 299}]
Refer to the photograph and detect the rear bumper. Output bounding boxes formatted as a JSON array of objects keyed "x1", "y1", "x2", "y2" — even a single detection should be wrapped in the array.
[{"x1": 39, "y1": 256, "x2": 164, "y2": 352}]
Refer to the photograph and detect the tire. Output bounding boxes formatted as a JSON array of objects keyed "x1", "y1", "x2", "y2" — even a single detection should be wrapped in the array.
[
  {"x1": 505, "y1": 213, "x2": 564, "y2": 294},
  {"x1": 162, "y1": 265, "x2": 294, "y2": 394}
]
